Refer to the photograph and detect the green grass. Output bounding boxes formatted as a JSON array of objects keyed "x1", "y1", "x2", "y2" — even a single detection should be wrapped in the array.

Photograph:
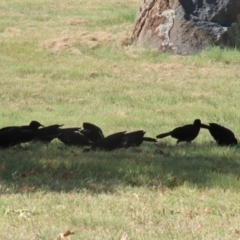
[{"x1": 1, "y1": 0, "x2": 240, "y2": 239}]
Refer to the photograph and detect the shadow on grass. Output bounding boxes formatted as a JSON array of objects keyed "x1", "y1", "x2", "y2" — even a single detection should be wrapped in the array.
[{"x1": 0, "y1": 142, "x2": 240, "y2": 194}]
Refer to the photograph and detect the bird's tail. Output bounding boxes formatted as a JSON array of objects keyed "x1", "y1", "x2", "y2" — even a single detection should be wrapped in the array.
[
  {"x1": 200, "y1": 124, "x2": 210, "y2": 129},
  {"x1": 143, "y1": 137, "x2": 157, "y2": 142},
  {"x1": 156, "y1": 132, "x2": 171, "y2": 139}
]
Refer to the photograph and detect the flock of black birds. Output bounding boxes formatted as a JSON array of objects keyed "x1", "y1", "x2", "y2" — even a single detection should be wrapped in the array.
[
  {"x1": 0, "y1": 121, "x2": 156, "y2": 151},
  {"x1": 0, "y1": 119, "x2": 238, "y2": 151}
]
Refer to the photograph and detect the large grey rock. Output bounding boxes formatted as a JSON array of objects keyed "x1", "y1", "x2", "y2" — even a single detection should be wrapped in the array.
[{"x1": 131, "y1": 0, "x2": 240, "y2": 54}]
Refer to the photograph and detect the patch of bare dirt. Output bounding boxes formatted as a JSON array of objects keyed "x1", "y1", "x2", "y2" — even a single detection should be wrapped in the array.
[
  {"x1": 41, "y1": 30, "x2": 81, "y2": 54},
  {"x1": 4, "y1": 27, "x2": 22, "y2": 36},
  {"x1": 191, "y1": 91, "x2": 214, "y2": 98},
  {"x1": 142, "y1": 63, "x2": 223, "y2": 76},
  {"x1": 117, "y1": 110, "x2": 128, "y2": 118},
  {"x1": 80, "y1": 31, "x2": 115, "y2": 49},
  {"x1": 67, "y1": 18, "x2": 87, "y2": 26},
  {"x1": 118, "y1": 32, "x2": 132, "y2": 46},
  {"x1": 80, "y1": 30, "x2": 131, "y2": 48},
  {"x1": 41, "y1": 29, "x2": 131, "y2": 53},
  {"x1": 68, "y1": 47, "x2": 82, "y2": 55},
  {"x1": 142, "y1": 63, "x2": 183, "y2": 72}
]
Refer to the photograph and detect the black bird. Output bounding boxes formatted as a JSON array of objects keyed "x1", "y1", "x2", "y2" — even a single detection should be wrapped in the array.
[
  {"x1": 80, "y1": 122, "x2": 104, "y2": 143},
  {"x1": 34, "y1": 124, "x2": 63, "y2": 143},
  {"x1": 58, "y1": 128, "x2": 92, "y2": 147},
  {"x1": 200, "y1": 122, "x2": 238, "y2": 146},
  {"x1": 0, "y1": 128, "x2": 36, "y2": 148},
  {"x1": 84, "y1": 130, "x2": 157, "y2": 151},
  {"x1": 0, "y1": 120, "x2": 43, "y2": 148},
  {"x1": 23, "y1": 120, "x2": 44, "y2": 131},
  {"x1": 120, "y1": 130, "x2": 157, "y2": 148},
  {"x1": 156, "y1": 119, "x2": 201, "y2": 144},
  {"x1": 0, "y1": 120, "x2": 43, "y2": 133},
  {"x1": 89, "y1": 131, "x2": 126, "y2": 151}
]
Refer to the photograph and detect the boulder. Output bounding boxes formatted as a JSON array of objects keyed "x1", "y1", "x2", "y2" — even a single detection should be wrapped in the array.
[{"x1": 131, "y1": 0, "x2": 240, "y2": 54}]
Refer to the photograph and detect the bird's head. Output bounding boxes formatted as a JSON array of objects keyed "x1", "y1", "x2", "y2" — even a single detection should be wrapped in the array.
[
  {"x1": 193, "y1": 119, "x2": 201, "y2": 126},
  {"x1": 29, "y1": 121, "x2": 44, "y2": 130}
]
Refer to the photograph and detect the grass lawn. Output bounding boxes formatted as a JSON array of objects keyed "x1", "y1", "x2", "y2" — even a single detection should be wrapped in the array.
[{"x1": 1, "y1": 0, "x2": 240, "y2": 239}]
